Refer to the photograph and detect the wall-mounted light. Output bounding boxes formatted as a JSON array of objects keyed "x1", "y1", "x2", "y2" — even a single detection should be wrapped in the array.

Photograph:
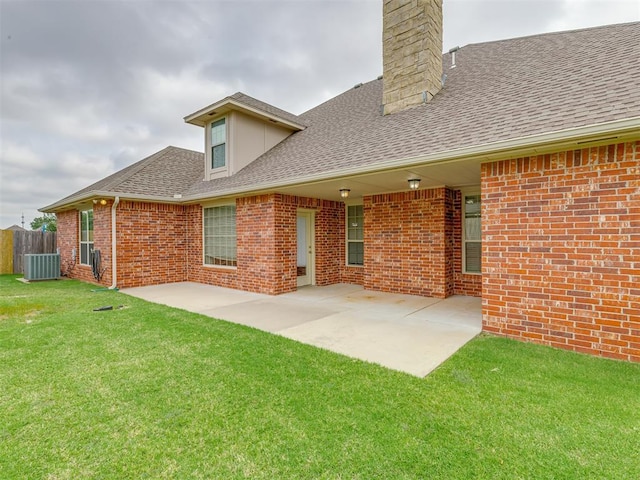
[
  {"x1": 339, "y1": 188, "x2": 351, "y2": 199},
  {"x1": 100, "y1": 199, "x2": 108, "y2": 206},
  {"x1": 408, "y1": 179, "x2": 421, "y2": 190}
]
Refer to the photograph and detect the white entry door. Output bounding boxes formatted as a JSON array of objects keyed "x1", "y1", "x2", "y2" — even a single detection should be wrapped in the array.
[{"x1": 296, "y1": 211, "x2": 315, "y2": 287}]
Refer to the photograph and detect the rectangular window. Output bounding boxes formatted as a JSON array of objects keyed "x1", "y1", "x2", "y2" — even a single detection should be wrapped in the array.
[
  {"x1": 463, "y1": 194, "x2": 481, "y2": 273},
  {"x1": 203, "y1": 205, "x2": 237, "y2": 267},
  {"x1": 211, "y1": 118, "x2": 226, "y2": 169},
  {"x1": 80, "y1": 209, "x2": 94, "y2": 265},
  {"x1": 347, "y1": 205, "x2": 364, "y2": 266}
]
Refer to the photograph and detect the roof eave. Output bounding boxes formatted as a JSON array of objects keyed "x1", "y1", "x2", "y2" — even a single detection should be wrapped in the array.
[
  {"x1": 182, "y1": 116, "x2": 640, "y2": 201},
  {"x1": 42, "y1": 116, "x2": 640, "y2": 211},
  {"x1": 40, "y1": 191, "x2": 183, "y2": 213}
]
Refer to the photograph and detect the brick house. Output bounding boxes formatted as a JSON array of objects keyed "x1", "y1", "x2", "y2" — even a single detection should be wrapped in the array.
[{"x1": 43, "y1": 1, "x2": 640, "y2": 362}]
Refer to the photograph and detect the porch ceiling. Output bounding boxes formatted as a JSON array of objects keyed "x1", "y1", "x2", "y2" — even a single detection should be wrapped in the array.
[{"x1": 275, "y1": 156, "x2": 482, "y2": 202}]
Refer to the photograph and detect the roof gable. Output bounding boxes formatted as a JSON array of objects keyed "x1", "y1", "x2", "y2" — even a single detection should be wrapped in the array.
[
  {"x1": 43, "y1": 146, "x2": 203, "y2": 210},
  {"x1": 184, "y1": 92, "x2": 306, "y2": 131}
]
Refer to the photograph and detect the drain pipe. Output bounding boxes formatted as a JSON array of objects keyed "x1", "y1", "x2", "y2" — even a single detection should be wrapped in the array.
[{"x1": 109, "y1": 196, "x2": 120, "y2": 289}]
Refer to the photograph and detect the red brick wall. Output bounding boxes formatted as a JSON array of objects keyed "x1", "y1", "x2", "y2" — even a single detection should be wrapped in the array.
[
  {"x1": 186, "y1": 194, "x2": 349, "y2": 295},
  {"x1": 57, "y1": 210, "x2": 81, "y2": 278},
  {"x1": 54, "y1": 188, "x2": 476, "y2": 298},
  {"x1": 239, "y1": 194, "x2": 295, "y2": 294},
  {"x1": 116, "y1": 201, "x2": 187, "y2": 288},
  {"x1": 443, "y1": 188, "x2": 456, "y2": 296},
  {"x1": 56, "y1": 205, "x2": 112, "y2": 286},
  {"x1": 92, "y1": 202, "x2": 113, "y2": 286},
  {"x1": 363, "y1": 188, "x2": 456, "y2": 298},
  {"x1": 187, "y1": 195, "x2": 292, "y2": 295},
  {"x1": 341, "y1": 265, "x2": 364, "y2": 285},
  {"x1": 453, "y1": 190, "x2": 483, "y2": 296},
  {"x1": 482, "y1": 141, "x2": 640, "y2": 362}
]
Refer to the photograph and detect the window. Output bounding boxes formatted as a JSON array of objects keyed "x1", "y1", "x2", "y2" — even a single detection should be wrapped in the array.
[
  {"x1": 347, "y1": 205, "x2": 364, "y2": 266},
  {"x1": 203, "y1": 205, "x2": 236, "y2": 267},
  {"x1": 80, "y1": 209, "x2": 94, "y2": 265},
  {"x1": 210, "y1": 118, "x2": 226, "y2": 169},
  {"x1": 463, "y1": 194, "x2": 481, "y2": 273}
]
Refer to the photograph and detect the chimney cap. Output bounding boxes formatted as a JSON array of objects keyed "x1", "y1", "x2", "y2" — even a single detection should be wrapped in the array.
[{"x1": 449, "y1": 46, "x2": 460, "y2": 53}]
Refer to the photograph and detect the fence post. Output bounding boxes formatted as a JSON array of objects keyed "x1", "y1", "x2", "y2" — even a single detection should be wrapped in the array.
[{"x1": 0, "y1": 230, "x2": 13, "y2": 274}]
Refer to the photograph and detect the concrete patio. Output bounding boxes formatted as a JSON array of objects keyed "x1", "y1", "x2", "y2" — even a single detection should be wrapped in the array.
[{"x1": 122, "y1": 282, "x2": 482, "y2": 377}]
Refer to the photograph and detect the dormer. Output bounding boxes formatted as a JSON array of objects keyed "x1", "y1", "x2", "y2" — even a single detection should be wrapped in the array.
[{"x1": 184, "y1": 92, "x2": 306, "y2": 181}]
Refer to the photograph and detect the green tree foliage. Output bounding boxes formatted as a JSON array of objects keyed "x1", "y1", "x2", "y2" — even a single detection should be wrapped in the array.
[{"x1": 30, "y1": 213, "x2": 57, "y2": 232}]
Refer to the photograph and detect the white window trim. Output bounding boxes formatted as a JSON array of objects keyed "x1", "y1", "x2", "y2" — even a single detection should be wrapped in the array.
[
  {"x1": 207, "y1": 116, "x2": 229, "y2": 172},
  {"x1": 206, "y1": 115, "x2": 228, "y2": 178},
  {"x1": 345, "y1": 203, "x2": 364, "y2": 267},
  {"x1": 202, "y1": 202, "x2": 237, "y2": 269},
  {"x1": 79, "y1": 209, "x2": 93, "y2": 266},
  {"x1": 462, "y1": 190, "x2": 482, "y2": 275}
]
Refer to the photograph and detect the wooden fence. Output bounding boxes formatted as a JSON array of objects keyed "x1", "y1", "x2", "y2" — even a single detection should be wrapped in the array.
[{"x1": 0, "y1": 230, "x2": 57, "y2": 274}]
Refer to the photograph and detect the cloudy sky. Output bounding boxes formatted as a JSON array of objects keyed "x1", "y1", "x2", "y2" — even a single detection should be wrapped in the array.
[{"x1": 1, "y1": 0, "x2": 638, "y2": 229}]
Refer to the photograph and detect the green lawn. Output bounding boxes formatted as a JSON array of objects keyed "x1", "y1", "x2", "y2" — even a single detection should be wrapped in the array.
[{"x1": 1, "y1": 275, "x2": 638, "y2": 479}]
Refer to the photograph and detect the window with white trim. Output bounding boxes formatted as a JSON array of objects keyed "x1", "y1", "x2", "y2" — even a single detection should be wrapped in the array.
[
  {"x1": 463, "y1": 194, "x2": 481, "y2": 273},
  {"x1": 79, "y1": 209, "x2": 94, "y2": 265},
  {"x1": 210, "y1": 118, "x2": 226, "y2": 169},
  {"x1": 203, "y1": 205, "x2": 237, "y2": 267},
  {"x1": 346, "y1": 205, "x2": 364, "y2": 266}
]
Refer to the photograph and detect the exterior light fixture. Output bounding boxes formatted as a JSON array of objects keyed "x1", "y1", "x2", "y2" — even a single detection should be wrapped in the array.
[
  {"x1": 339, "y1": 188, "x2": 351, "y2": 199},
  {"x1": 408, "y1": 179, "x2": 421, "y2": 190},
  {"x1": 100, "y1": 199, "x2": 108, "y2": 206}
]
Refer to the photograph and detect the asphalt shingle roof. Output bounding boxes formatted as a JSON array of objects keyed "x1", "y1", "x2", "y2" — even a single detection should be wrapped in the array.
[
  {"x1": 51, "y1": 146, "x2": 204, "y2": 205},
  {"x1": 185, "y1": 21, "x2": 640, "y2": 196},
  {"x1": 46, "y1": 22, "x2": 640, "y2": 209}
]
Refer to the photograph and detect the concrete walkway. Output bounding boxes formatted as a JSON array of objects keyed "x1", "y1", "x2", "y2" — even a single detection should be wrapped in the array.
[{"x1": 122, "y1": 282, "x2": 482, "y2": 377}]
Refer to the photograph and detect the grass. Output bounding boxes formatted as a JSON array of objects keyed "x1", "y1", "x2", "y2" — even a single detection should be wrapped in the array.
[{"x1": 1, "y1": 275, "x2": 638, "y2": 479}]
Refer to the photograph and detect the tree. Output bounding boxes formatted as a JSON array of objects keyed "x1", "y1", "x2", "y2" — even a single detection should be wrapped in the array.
[{"x1": 31, "y1": 213, "x2": 57, "y2": 232}]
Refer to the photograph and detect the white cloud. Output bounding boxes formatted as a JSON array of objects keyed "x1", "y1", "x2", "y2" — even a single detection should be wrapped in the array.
[
  {"x1": 550, "y1": 0, "x2": 640, "y2": 32},
  {"x1": 1, "y1": 142, "x2": 42, "y2": 169},
  {"x1": 130, "y1": 65, "x2": 232, "y2": 118}
]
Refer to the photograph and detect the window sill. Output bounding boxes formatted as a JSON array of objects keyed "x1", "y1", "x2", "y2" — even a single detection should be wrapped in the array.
[{"x1": 203, "y1": 263, "x2": 237, "y2": 270}]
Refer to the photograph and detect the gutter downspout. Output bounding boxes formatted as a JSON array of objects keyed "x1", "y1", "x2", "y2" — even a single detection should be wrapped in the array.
[{"x1": 109, "y1": 196, "x2": 120, "y2": 289}]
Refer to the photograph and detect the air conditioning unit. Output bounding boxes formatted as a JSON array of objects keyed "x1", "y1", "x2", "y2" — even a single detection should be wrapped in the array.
[{"x1": 24, "y1": 254, "x2": 61, "y2": 281}]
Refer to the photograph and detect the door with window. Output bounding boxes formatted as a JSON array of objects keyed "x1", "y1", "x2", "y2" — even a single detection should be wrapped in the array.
[{"x1": 296, "y1": 211, "x2": 315, "y2": 287}]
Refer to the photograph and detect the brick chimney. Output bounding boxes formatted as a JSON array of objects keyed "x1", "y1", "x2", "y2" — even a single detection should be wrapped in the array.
[{"x1": 382, "y1": 0, "x2": 443, "y2": 115}]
